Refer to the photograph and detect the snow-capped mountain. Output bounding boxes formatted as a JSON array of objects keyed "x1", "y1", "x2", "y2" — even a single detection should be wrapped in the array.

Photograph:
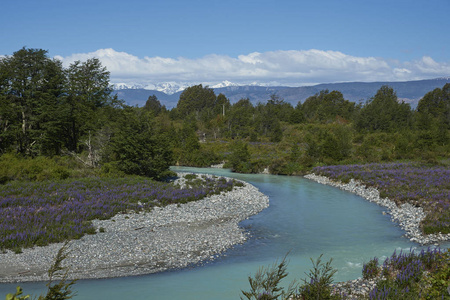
[
  {"x1": 112, "y1": 81, "x2": 266, "y2": 95},
  {"x1": 113, "y1": 77, "x2": 450, "y2": 109},
  {"x1": 112, "y1": 82, "x2": 191, "y2": 94},
  {"x1": 210, "y1": 80, "x2": 240, "y2": 88}
]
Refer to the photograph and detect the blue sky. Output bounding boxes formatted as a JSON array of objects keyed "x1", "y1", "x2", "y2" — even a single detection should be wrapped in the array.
[{"x1": 1, "y1": 0, "x2": 449, "y2": 88}]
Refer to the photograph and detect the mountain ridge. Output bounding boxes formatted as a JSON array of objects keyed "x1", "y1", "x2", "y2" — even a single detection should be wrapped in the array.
[{"x1": 113, "y1": 77, "x2": 450, "y2": 109}]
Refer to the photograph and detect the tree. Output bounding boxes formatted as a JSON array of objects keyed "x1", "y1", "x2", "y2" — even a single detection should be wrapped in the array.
[
  {"x1": 290, "y1": 101, "x2": 305, "y2": 124},
  {"x1": 176, "y1": 84, "x2": 216, "y2": 119},
  {"x1": 416, "y1": 84, "x2": 450, "y2": 130},
  {"x1": 227, "y1": 98, "x2": 255, "y2": 138},
  {"x1": 355, "y1": 85, "x2": 412, "y2": 132},
  {"x1": 266, "y1": 94, "x2": 294, "y2": 121},
  {"x1": 65, "y1": 58, "x2": 112, "y2": 152},
  {"x1": 228, "y1": 140, "x2": 251, "y2": 173},
  {"x1": 0, "y1": 47, "x2": 66, "y2": 155},
  {"x1": 301, "y1": 90, "x2": 356, "y2": 123},
  {"x1": 213, "y1": 93, "x2": 231, "y2": 117},
  {"x1": 103, "y1": 107, "x2": 173, "y2": 179},
  {"x1": 144, "y1": 94, "x2": 165, "y2": 116},
  {"x1": 254, "y1": 96, "x2": 287, "y2": 142}
]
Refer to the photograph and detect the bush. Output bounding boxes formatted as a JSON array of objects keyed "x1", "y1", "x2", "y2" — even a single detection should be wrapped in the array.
[
  {"x1": 362, "y1": 257, "x2": 380, "y2": 280},
  {"x1": 241, "y1": 255, "x2": 298, "y2": 300},
  {"x1": 0, "y1": 153, "x2": 73, "y2": 182},
  {"x1": 228, "y1": 140, "x2": 251, "y2": 173},
  {"x1": 298, "y1": 254, "x2": 340, "y2": 300}
]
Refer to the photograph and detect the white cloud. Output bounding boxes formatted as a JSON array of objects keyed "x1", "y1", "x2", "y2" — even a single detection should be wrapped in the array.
[{"x1": 54, "y1": 49, "x2": 450, "y2": 87}]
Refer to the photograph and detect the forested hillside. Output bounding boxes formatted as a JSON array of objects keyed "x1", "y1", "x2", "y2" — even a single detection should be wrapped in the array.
[{"x1": 1, "y1": 47, "x2": 449, "y2": 180}]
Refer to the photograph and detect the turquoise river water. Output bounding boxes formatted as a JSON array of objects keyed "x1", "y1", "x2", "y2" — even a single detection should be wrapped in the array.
[{"x1": 1, "y1": 167, "x2": 448, "y2": 299}]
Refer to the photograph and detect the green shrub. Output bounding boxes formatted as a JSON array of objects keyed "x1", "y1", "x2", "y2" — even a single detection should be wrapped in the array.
[
  {"x1": 6, "y1": 287, "x2": 30, "y2": 300},
  {"x1": 422, "y1": 250, "x2": 450, "y2": 299},
  {"x1": 0, "y1": 153, "x2": 73, "y2": 182},
  {"x1": 298, "y1": 254, "x2": 339, "y2": 300},
  {"x1": 228, "y1": 141, "x2": 251, "y2": 173},
  {"x1": 362, "y1": 257, "x2": 380, "y2": 280},
  {"x1": 241, "y1": 255, "x2": 298, "y2": 300}
]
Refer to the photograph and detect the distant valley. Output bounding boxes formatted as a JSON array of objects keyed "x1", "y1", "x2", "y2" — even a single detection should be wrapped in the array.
[{"x1": 113, "y1": 77, "x2": 450, "y2": 109}]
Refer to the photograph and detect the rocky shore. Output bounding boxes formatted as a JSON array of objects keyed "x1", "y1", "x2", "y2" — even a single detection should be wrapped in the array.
[
  {"x1": 0, "y1": 174, "x2": 269, "y2": 283},
  {"x1": 304, "y1": 173, "x2": 450, "y2": 299},
  {"x1": 304, "y1": 173, "x2": 450, "y2": 245}
]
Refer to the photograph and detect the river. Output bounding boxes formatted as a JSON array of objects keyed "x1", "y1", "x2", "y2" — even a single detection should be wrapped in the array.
[{"x1": 1, "y1": 167, "x2": 446, "y2": 299}]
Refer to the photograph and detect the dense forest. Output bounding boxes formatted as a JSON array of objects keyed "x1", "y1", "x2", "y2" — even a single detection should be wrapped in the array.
[{"x1": 1, "y1": 47, "x2": 449, "y2": 181}]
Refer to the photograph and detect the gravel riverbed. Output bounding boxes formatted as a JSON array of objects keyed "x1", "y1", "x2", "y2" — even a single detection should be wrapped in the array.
[
  {"x1": 0, "y1": 174, "x2": 269, "y2": 283},
  {"x1": 304, "y1": 173, "x2": 450, "y2": 245},
  {"x1": 305, "y1": 173, "x2": 450, "y2": 299}
]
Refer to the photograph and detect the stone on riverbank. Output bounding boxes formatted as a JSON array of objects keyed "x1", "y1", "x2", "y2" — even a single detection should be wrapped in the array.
[
  {"x1": 304, "y1": 174, "x2": 450, "y2": 245},
  {"x1": 0, "y1": 173, "x2": 269, "y2": 283}
]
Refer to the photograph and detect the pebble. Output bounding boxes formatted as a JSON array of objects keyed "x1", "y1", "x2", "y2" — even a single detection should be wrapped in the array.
[
  {"x1": 0, "y1": 173, "x2": 269, "y2": 283},
  {"x1": 305, "y1": 173, "x2": 450, "y2": 298},
  {"x1": 304, "y1": 174, "x2": 450, "y2": 245}
]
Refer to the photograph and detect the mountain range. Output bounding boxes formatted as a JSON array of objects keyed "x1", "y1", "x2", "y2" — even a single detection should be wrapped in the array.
[{"x1": 113, "y1": 77, "x2": 450, "y2": 109}]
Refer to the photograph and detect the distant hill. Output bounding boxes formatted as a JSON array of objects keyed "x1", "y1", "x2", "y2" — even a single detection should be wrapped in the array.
[{"x1": 113, "y1": 77, "x2": 450, "y2": 109}]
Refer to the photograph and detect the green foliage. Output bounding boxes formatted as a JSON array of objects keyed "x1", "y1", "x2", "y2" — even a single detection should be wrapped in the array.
[
  {"x1": 241, "y1": 255, "x2": 298, "y2": 300},
  {"x1": 65, "y1": 58, "x2": 113, "y2": 153},
  {"x1": 298, "y1": 254, "x2": 339, "y2": 300},
  {"x1": 302, "y1": 124, "x2": 353, "y2": 165},
  {"x1": 362, "y1": 257, "x2": 380, "y2": 280},
  {"x1": 0, "y1": 153, "x2": 72, "y2": 182},
  {"x1": 355, "y1": 85, "x2": 412, "y2": 133},
  {"x1": 227, "y1": 98, "x2": 255, "y2": 139},
  {"x1": 417, "y1": 83, "x2": 450, "y2": 130},
  {"x1": 6, "y1": 243, "x2": 76, "y2": 300},
  {"x1": 0, "y1": 47, "x2": 67, "y2": 156},
  {"x1": 176, "y1": 84, "x2": 217, "y2": 119},
  {"x1": 5, "y1": 287, "x2": 30, "y2": 300},
  {"x1": 301, "y1": 90, "x2": 356, "y2": 123},
  {"x1": 38, "y1": 242, "x2": 77, "y2": 300},
  {"x1": 0, "y1": 47, "x2": 117, "y2": 157},
  {"x1": 102, "y1": 107, "x2": 173, "y2": 179},
  {"x1": 228, "y1": 140, "x2": 251, "y2": 173},
  {"x1": 144, "y1": 94, "x2": 165, "y2": 115},
  {"x1": 422, "y1": 250, "x2": 450, "y2": 300}
]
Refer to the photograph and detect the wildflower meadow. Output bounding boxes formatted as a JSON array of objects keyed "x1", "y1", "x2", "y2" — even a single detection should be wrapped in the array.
[
  {"x1": 0, "y1": 175, "x2": 241, "y2": 253},
  {"x1": 312, "y1": 162, "x2": 450, "y2": 235}
]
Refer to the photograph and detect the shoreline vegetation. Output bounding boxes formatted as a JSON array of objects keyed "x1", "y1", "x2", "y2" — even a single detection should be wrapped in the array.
[
  {"x1": 0, "y1": 173, "x2": 269, "y2": 283},
  {"x1": 308, "y1": 162, "x2": 450, "y2": 239},
  {"x1": 2, "y1": 47, "x2": 449, "y2": 298},
  {"x1": 3, "y1": 169, "x2": 449, "y2": 299}
]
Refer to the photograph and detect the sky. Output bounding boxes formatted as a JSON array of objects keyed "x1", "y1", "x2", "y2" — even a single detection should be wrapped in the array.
[{"x1": 1, "y1": 0, "x2": 450, "y2": 88}]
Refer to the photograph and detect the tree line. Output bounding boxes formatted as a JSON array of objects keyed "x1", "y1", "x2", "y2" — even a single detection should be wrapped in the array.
[
  {"x1": 0, "y1": 47, "x2": 172, "y2": 179},
  {"x1": 164, "y1": 81, "x2": 449, "y2": 173},
  {"x1": 1, "y1": 47, "x2": 449, "y2": 178}
]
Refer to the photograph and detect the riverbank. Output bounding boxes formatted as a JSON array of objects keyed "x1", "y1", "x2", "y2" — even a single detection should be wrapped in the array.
[
  {"x1": 0, "y1": 174, "x2": 269, "y2": 283},
  {"x1": 304, "y1": 173, "x2": 450, "y2": 245},
  {"x1": 304, "y1": 173, "x2": 450, "y2": 299}
]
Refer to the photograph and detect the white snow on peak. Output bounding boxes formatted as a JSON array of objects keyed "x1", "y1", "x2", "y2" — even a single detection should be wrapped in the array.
[
  {"x1": 112, "y1": 80, "x2": 280, "y2": 94},
  {"x1": 112, "y1": 82, "x2": 190, "y2": 94},
  {"x1": 211, "y1": 80, "x2": 240, "y2": 88}
]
